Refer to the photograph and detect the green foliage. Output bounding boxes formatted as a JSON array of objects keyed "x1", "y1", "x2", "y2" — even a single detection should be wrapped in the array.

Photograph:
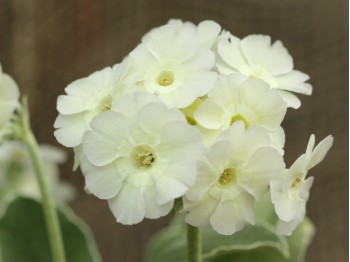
[
  {"x1": 0, "y1": 197, "x2": 100, "y2": 262},
  {"x1": 146, "y1": 210, "x2": 315, "y2": 262}
]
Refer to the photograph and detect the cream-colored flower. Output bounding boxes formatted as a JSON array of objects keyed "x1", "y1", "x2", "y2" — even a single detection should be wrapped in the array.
[
  {"x1": 54, "y1": 59, "x2": 137, "y2": 148},
  {"x1": 216, "y1": 34, "x2": 312, "y2": 108},
  {"x1": 194, "y1": 75, "x2": 287, "y2": 151},
  {"x1": 129, "y1": 23, "x2": 217, "y2": 108},
  {"x1": 184, "y1": 122, "x2": 285, "y2": 235},
  {"x1": 0, "y1": 63, "x2": 19, "y2": 129},
  {"x1": 81, "y1": 92, "x2": 204, "y2": 225},
  {"x1": 270, "y1": 134, "x2": 333, "y2": 235}
]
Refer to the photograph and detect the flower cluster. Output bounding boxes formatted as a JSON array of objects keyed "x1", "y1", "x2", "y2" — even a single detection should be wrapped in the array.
[{"x1": 54, "y1": 19, "x2": 333, "y2": 235}]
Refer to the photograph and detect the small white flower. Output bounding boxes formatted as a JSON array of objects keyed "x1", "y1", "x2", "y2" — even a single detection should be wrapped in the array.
[
  {"x1": 54, "y1": 59, "x2": 137, "y2": 148},
  {"x1": 129, "y1": 23, "x2": 218, "y2": 108},
  {"x1": 0, "y1": 63, "x2": 20, "y2": 129},
  {"x1": 216, "y1": 34, "x2": 312, "y2": 108},
  {"x1": 184, "y1": 122, "x2": 285, "y2": 235},
  {"x1": 194, "y1": 75, "x2": 287, "y2": 151},
  {"x1": 0, "y1": 141, "x2": 75, "y2": 203},
  {"x1": 270, "y1": 134, "x2": 333, "y2": 235},
  {"x1": 81, "y1": 92, "x2": 204, "y2": 225}
]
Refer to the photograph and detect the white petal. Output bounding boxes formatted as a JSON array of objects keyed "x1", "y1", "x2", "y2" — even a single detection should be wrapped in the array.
[
  {"x1": 81, "y1": 157, "x2": 123, "y2": 199},
  {"x1": 108, "y1": 183, "x2": 145, "y2": 225},
  {"x1": 217, "y1": 36, "x2": 247, "y2": 72},
  {"x1": 197, "y1": 20, "x2": 221, "y2": 48},
  {"x1": 54, "y1": 113, "x2": 89, "y2": 147},
  {"x1": 276, "y1": 208, "x2": 305, "y2": 236},
  {"x1": 241, "y1": 35, "x2": 293, "y2": 75},
  {"x1": 275, "y1": 70, "x2": 312, "y2": 95},
  {"x1": 155, "y1": 175, "x2": 188, "y2": 204},
  {"x1": 129, "y1": 43, "x2": 157, "y2": 73},
  {"x1": 159, "y1": 121, "x2": 204, "y2": 158},
  {"x1": 308, "y1": 135, "x2": 333, "y2": 170},
  {"x1": 146, "y1": 25, "x2": 198, "y2": 63},
  {"x1": 194, "y1": 99, "x2": 226, "y2": 129},
  {"x1": 183, "y1": 48, "x2": 215, "y2": 71},
  {"x1": 241, "y1": 147, "x2": 285, "y2": 199},
  {"x1": 277, "y1": 90, "x2": 301, "y2": 109},
  {"x1": 137, "y1": 102, "x2": 185, "y2": 135},
  {"x1": 143, "y1": 187, "x2": 173, "y2": 219},
  {"x1": 82, "y1": 111, "x2": 129, "y2": 166},
  {"x1": 185, "y1": 196, "x2": 219, "y2": 227},
  {"x1": 57, "y1": 95, "x2": 87, "y2": 114},
  {"x1": 274, "y1": 193, "x2": 298, "y2": 222},
  {"x1": 300, "y1": 177, "x2": 314, "y2": 201},
  {"x1": 210, "y1": 194, "x2": 255, "y2": 235}
]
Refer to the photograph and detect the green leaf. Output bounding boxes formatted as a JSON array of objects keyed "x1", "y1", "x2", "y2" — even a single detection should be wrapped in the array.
[
  {"x1": 207, "y1": 218, "x2": 315, "y2": 262},
  {"x1": 145, "y1": 216, "x2": 289, "y2": 262},
  {"x1": 145, "y1": 213, "x2": 315, "y2": 262},
  {"x1": 0, "y1": 197, "x2": 100, "y2": 262}
]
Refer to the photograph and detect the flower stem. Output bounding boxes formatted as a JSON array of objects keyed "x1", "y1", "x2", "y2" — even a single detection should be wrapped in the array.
[
  {"x1": 19, "y1": 99, "x2": 66, "y2": 262},
  {"x1": 187, "y1": 224, "x2": 202, "y2": 262}
]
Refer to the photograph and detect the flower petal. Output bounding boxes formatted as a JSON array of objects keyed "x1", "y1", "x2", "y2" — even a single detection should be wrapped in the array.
[
  {"x1": 108, "y1": 183, "x2": 146, "y2": 225},
  {"x1": 82, "y1": 111, "x2": 129, "y2": 166},
  {"x1": 81, "y1": 157, "x2": 123, "y2": 199}
]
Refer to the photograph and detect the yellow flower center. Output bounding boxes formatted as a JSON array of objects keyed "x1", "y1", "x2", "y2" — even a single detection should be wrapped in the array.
[
  {"x1": 218, "y1": 168, "x2": 237, "y2": 186},
  {"x1": 131, "y1": 145, "x2": 156, "y2": 168},
  {"x1": 292, "y1": 175, "x2": 302, "y2": 188},
  {"x1": 99, "y1": 95, "x2": 112, "y2": 112},
  {"x1": 230, "y1": 114, "x2": 250, "y2": 129},
  {"x1": 157, "y1": 71, "x2": 174, "y2": 87}
]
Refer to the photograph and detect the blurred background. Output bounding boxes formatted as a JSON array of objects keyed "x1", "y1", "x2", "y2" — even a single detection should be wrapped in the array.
[{"x1": 0, "y1": 0, "x2": 348, "y2": 261}]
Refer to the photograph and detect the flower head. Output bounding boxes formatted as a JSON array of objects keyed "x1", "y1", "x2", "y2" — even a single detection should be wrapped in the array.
[
  {"x1": 270, "y1": 134, "x2": 333, "y2": 235},
  {"x1": 81, "y1": 92, "x2": 204, "y2": 225},
  {"x1": 216, "y1": 34, "x2": 312, "y2": 108},
  {"x1": 0, "y1": 63, "x2": 19, "y2": 129},
  {"x1": 194, "y1": 75, "x2": 287, "y2": 151},
  {"x1": 129, "y1": 23, "x2": 218, "y2": 108},
  {"x1": 54, "y1": 59, "x2": 137, "y2": 148},
  {"x1": 184, "y1": 122, "x2": 285, "y2": 235}
]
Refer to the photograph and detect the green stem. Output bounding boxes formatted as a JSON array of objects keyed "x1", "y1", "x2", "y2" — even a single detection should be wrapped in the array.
[
  {"x1": 187, "y1": 224, "x2": 202, "y2": 262},
  {"x1": 20, "y1": 100, "x2": 66, "y2": 262}
]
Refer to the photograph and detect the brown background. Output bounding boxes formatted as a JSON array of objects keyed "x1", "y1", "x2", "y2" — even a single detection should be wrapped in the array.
[{"x1": 0, "y1": 0, "x2": 348, "y2": 261}]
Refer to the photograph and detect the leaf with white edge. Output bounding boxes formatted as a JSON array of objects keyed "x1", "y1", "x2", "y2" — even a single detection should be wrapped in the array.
[
  {"x1": 208, "y1": 218, "x2": 315, "y2": 262},
  {"x1": 0, "y1": 197, "x2": 100, "y2": 262},
  {"x1": 145, "y1": 215, "x2": 289, "y2": 262}
]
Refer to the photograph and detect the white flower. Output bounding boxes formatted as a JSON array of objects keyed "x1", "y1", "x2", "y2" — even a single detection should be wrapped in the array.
[
  {"x1": 0, "y1": 63, "x2": 19, "y2": 129},
  {"x1": 270, "y1": 134, "x2": 333, "y2": 235},
  {"x1": 54, "y1": 59, "x2": 137, "y2": 148},
  {"x1": 129, "y1": 22, "x2": 218, "y2": 108},
  {"x1": 0, "y1": 141, "x2": 75, "y2": 203},
  {"x1": 184, "y1": 122, "x2": 285, "y2": 235},
  {"x1": 194, "y1": 75, "x2": 287, "y2": 151},
  {"x1": 80, "y1": 92, "x2": 204, "y2": 225},
  {"x1": 216, "y1": 34, "x2": 312, "y2": 109}
]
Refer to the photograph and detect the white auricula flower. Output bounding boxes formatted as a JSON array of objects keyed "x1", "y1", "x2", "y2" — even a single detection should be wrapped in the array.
[
  {"x1": 270, "y1": 134, "x2": 333, "y2": 235},
  {"x1": 216, "y1": 34, "x2": 312, "y2": 109},
  {"x1": 54, "y1": 59, "x2": 137, "y2": 148},
  {"x1": 184, "y1": 122, "x2": 285, "y2": 235},
  {"x1": 0, "y1": 63, "x2": 20, "y2": 129},
  {"x1": 194, "y1": 74, "x2": 287, "y2": 151},
  {"x1": 129, "y1": 22, "x2": 218, "y2": 108},
  {"x1": 81, "y1": 92, "x2": 204, "y2": 225}
]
